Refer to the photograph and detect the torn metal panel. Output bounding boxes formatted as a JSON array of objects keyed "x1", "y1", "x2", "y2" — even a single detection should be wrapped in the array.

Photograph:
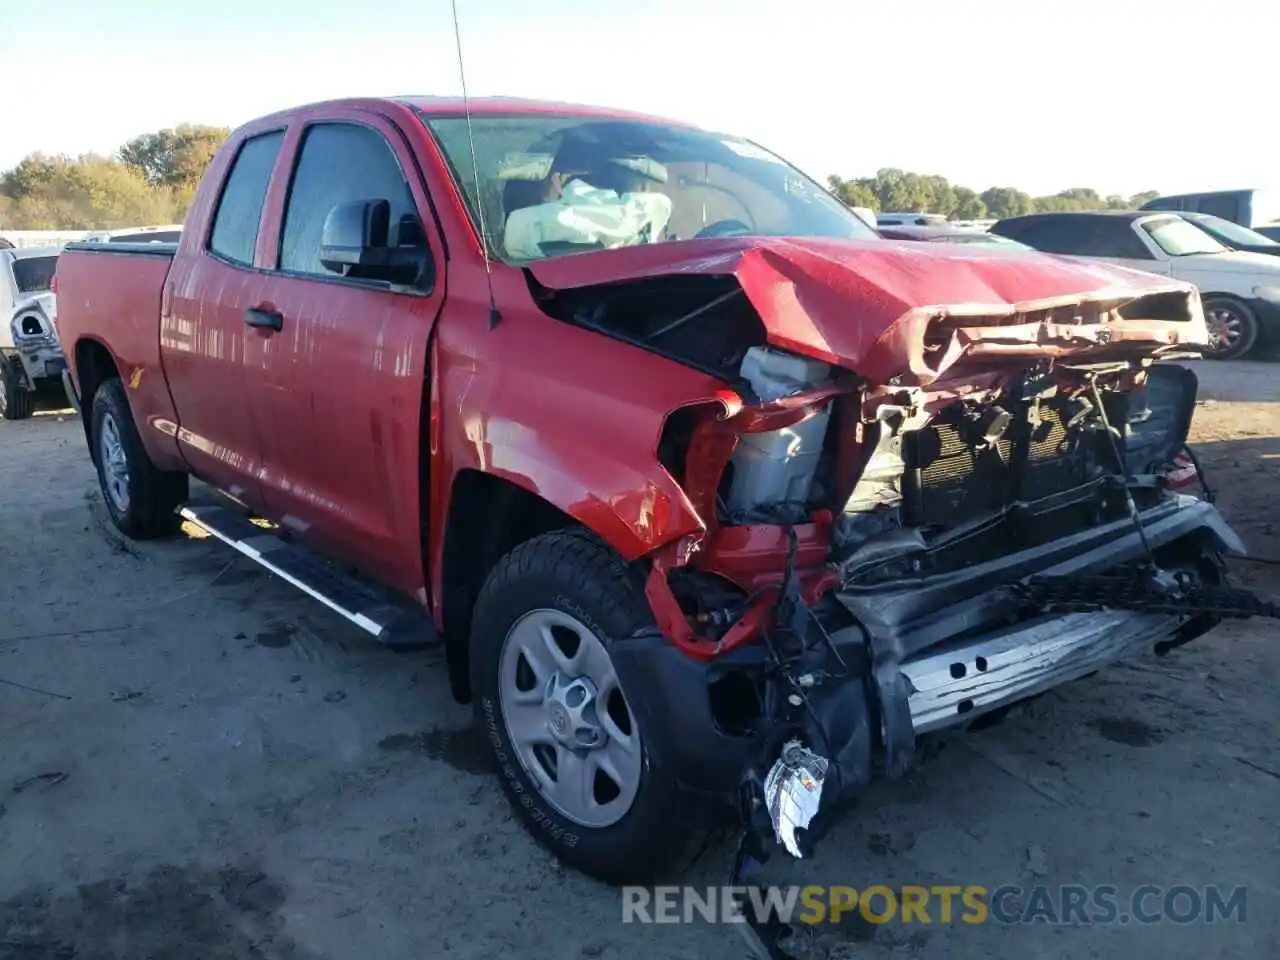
[{"x1": 526, "y1": 236, "x2": 1206, "y2": 384}]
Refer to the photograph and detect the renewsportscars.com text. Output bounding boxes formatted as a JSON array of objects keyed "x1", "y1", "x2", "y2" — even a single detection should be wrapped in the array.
[{"x1": 622, "y1": 884, "x2": 1247, "y2": 927}]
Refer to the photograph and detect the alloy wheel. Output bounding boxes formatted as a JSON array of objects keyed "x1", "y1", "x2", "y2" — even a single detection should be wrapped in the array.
[
  {"x1": 498, "y1": 608, "x2": 643, "y2": 828},
  {"x1": 98, "y1": 412, "x2": 131, "y2": 513}
]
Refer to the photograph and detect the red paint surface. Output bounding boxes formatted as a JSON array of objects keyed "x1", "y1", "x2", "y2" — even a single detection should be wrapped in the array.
[
  {"x1": 54, "y1": 250, "x2": 186, "y2": 472},
  {"x1": 54, "y1": 96, "x2": 1209, "y2": 657}
]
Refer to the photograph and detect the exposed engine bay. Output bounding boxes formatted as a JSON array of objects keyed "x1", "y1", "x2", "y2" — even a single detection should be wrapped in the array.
[
  {"x1": 528, "y1": 250, "x2": 1276, "y2": 958},
  {"x1": 658, "y1": 342, "x2": 1275, "y2": 960},
  {"x1": 831, "y1": 356, "x2": 1197, "y2": 580}
]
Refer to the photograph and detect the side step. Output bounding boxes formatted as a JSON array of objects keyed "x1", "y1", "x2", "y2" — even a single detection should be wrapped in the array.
[{"x1": 177, "y1": 500, "x2": 439, "y2": 651}]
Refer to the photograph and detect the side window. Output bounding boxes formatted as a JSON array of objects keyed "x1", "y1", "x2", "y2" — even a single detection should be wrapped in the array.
[
  {"x1": 279, "y1": 123, "x2": 422, "y2": 277},
  {"x1": 1016, "y1": 219, "x2": 1088, "y2": 254},
  {"x1": 209, "y1": 131, "x2": 284, "y2": 266},
  {"x1": 1092, "y1": 220, "x2": 1153, "y2": 259}
]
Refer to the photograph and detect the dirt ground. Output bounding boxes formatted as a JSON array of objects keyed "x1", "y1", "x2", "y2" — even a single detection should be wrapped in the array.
[{"x1": 2, "y1": 361, "x2": 1277, "y2": 960}]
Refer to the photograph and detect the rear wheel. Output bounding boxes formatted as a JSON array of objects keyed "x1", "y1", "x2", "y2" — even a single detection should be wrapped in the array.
[
  {"x1": 1203, "y1": 296, "x2": 1259, "y2": 360},
  {"x1": 0, "y1": 356, "x2": 35, "y2": 421},
  {"x1": 471, "y1": 529, "x2": 703, "y2": 884},
  {"x1": 91, "y1": 378, "x2": 188, "y2": 539}
]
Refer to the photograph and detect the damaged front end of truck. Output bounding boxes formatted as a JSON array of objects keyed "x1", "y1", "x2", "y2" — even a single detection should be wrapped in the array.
[{"x1": 526, "y1": 238, "x2": 1275, "y2": 920}]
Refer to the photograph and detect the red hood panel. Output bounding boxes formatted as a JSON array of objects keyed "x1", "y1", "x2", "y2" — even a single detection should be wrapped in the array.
[{"x1": 526, "y1": 236, "x2": 1202, "y2": 384}]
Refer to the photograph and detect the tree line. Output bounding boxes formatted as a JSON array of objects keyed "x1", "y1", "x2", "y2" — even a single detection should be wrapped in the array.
[
  {"x1": 829, "y1": 169, "x2": 1159, "y2": 220},
  {"x1": 0, "y1": 125, "x2": 229, "y2": 230},
  {"x1": 1, "y1": 123, "x2": 1160, "y2": 230}
]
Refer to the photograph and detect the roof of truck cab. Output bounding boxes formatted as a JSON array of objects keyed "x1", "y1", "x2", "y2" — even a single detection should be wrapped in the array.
[
  {"x1": 238, "y1": 97, "x2": 701, "y2": 135},
  {"x1": 393, "y1": 96, "x2": 697, "y2": 126}
]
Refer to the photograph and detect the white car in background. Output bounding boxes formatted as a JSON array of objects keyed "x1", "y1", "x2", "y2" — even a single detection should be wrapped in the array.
[
  {"x1": 1, "y1": 245, "x2": 64, "y2": 420},
  {"x1": 991, "y1": 210, "x2": 1280, "y2": 360}
]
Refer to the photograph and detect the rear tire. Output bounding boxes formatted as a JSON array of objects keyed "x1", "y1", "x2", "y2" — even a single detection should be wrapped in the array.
[
  {"x1": 1203, "y1": 296, "x2": 1259, "y2": 360},
  {"x1": 470, "y1": 529, "x2": 703, "y2": 885},
  {"x1": 90, "y1": 378, "x2": 188, "y2": 539},
  {"x1": 0, "y1": 356, "x2": 35, "y2": 421}
]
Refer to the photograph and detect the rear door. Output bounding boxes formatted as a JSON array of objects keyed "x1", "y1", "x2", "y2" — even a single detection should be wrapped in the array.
[
  {"x1": 164, "y1": 129, "x2": 287, "y2": 504},
  {"x1": 243, "y1": 111, "x2": 446, "y2": 592}
]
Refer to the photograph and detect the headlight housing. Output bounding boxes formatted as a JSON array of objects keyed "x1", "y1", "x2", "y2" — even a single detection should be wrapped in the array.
[{"x1": 10, "y1": 307, "x2": 55, "y2": 345}]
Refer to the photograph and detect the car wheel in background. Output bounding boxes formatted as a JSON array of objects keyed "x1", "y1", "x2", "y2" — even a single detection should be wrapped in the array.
[
  {"x1": 90, "y1": 378, "x2": 188, "y2": 538},
  {"x1": 1202, "y1": 296, "x2": 1259, "y2": 360},
  {"x1": 0, "y1": 356, "x2": 35, "y2": 421}
]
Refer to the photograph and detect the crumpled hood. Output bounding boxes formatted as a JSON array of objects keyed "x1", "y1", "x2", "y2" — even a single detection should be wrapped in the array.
[{"x1": 526, "y1": 236, "x2": 1204, "y2": 384}]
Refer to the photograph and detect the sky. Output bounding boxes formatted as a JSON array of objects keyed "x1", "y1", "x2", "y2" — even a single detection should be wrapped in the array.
[{"x1": 2, "y1": 0, "x2": 1276, "y2": 198}]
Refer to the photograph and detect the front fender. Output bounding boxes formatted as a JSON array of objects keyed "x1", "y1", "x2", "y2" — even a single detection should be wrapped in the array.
[
  {"x1": 478, "y1": 416, "x2": 705, "y2": 559},
  {"x1": 432, "y1": 303, "x2": 734, "y2": 568}
]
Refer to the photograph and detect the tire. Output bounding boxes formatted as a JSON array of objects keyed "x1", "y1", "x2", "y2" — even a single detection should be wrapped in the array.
[
  {"x1": 0, "y1": 356, "x2": 35, "y2": 421},
  {"x1": 1202, "y1": 296, "x2": 1259, "y2": 361},
  {"x1": 471, "y1": 529, "x2": 703, "y2": 885},
  {"x1": 90, "y1": 378, "x2": 188, "y2": 539}
]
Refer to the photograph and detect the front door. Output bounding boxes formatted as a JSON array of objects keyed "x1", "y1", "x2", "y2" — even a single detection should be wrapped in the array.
[{"x1": 242, "y1": 112, "x2": 447, "y2": 593}]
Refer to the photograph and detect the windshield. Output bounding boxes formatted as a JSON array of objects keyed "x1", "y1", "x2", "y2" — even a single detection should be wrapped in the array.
[
  {"x1": 1187, "y1": 213, "x2": 1279, "y2": 248},
  {"x1": 1142, "y1": 217, "x2": 1228, "y2": 257},
  {"x1": 419, "y1": 113, "x2": 878, "y2": 262},
  {"x1": 11, "y1": 255, "x2": 58, "y2": 293}
]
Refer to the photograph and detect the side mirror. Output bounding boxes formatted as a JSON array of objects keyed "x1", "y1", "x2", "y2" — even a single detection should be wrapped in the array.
[{"x1": 319, "y1": 199, "x2": 433, "y2": 290}]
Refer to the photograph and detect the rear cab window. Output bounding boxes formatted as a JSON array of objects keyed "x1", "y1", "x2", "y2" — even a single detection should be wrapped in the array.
[{"x1": 209, "y1": 131, "x2": 285, "y2": 265}]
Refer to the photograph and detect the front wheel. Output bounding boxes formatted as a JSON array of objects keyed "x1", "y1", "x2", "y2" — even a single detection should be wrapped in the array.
[
  {"x1": 471, "y1": 530, "x2": 703, "y2": 884},
  {"x1": 0, "y1": 356, "x2": 35, "y2": 421},
  {"x1": 1203, "y1": 296, "x2": 1259, "y2": 360},
  {"x1": 90, "y1": 378, "x2": 188, "y2": 539}
]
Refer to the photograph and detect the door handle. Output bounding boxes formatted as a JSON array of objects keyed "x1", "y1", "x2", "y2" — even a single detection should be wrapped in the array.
[{"x1": 244, "y1": 307, "x2": 284, "y2": 332}]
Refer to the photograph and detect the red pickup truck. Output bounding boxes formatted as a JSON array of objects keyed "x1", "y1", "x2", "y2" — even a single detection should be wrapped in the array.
[{"x1": 54, "y1": 95, "x2": 1254, "y2": 884}]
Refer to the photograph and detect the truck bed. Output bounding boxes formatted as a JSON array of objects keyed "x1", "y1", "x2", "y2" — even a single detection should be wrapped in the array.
[
  {"x1": 55, "y1": 241, "x2": 180, "y2": 460},
  {"x1": 56, "y1": 241, "x2": 177, "y2": 365}
]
